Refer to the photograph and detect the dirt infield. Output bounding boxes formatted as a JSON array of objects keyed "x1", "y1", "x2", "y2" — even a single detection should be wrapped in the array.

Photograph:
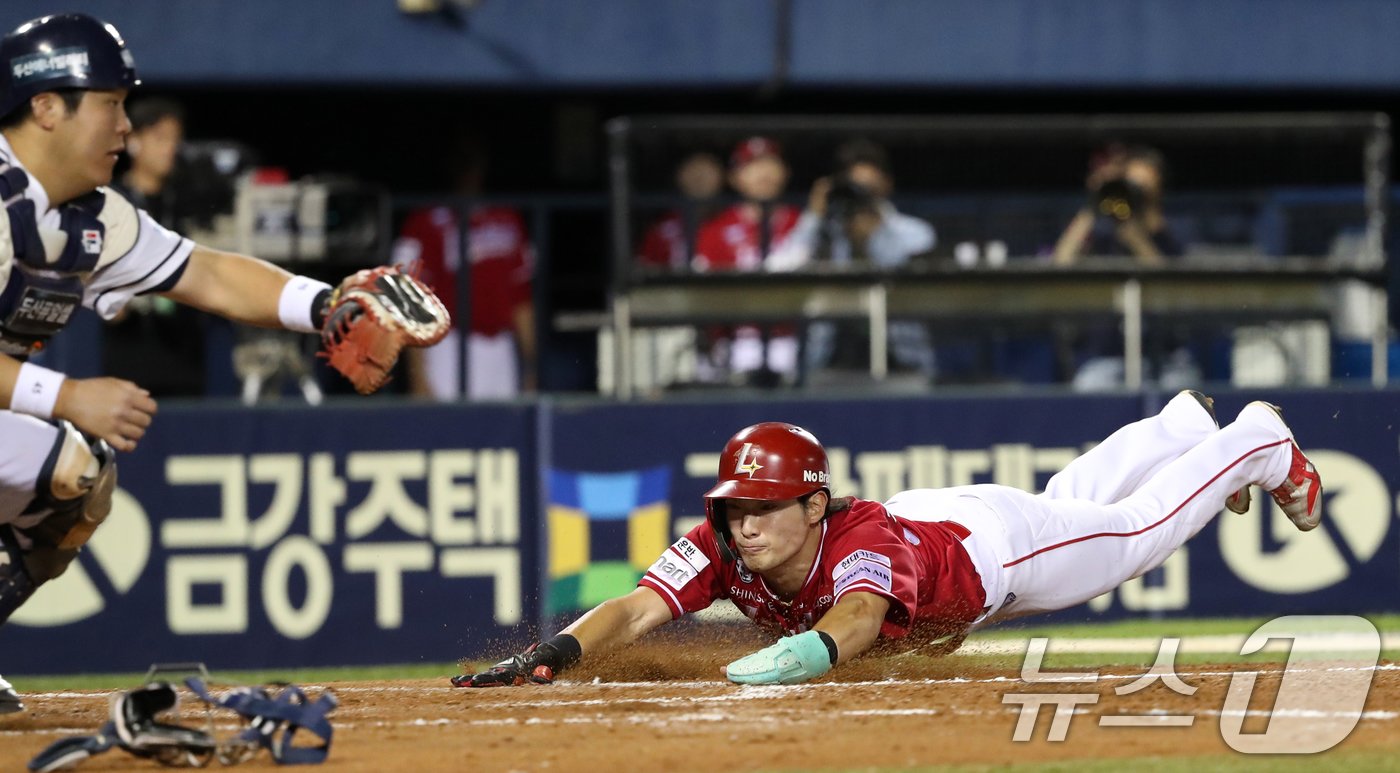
[{"x1": 4, "y1": 644, "x2": 1399, "y2": 772}]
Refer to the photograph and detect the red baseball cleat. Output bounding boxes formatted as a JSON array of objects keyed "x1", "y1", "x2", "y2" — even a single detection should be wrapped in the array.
[
  {"x1": 1268, "y1": 441, "x2": 1323, "y2": 531},
  {"x1": 1249, "y1": 401, "x2": 1323, "y2": 531}
]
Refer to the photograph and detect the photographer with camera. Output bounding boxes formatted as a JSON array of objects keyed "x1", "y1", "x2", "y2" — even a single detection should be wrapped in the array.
[
  {"x1": 1052, "y1": 144, "x2": 1197, "y2": 390},
  {"x1": 767, "y1": 140, "x2": 937, "y2": 383},
  {"x1": 1052, "y1": 143, "x2": 1182, "y2": 266},
  {"x1": 767, "y1": 139, "x2": 934, "y2": 271}
]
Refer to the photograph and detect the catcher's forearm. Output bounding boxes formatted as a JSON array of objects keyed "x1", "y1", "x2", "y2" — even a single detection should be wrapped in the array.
[
  {"x1": 164, "y1": 246, "x2": 307, "y2": 329},
  {"x1": 813, "y1": 592, "x2": 890, "y2": 666},
  {"x1": 559, "y1": 587, "x2": 674, "y2": 661}
]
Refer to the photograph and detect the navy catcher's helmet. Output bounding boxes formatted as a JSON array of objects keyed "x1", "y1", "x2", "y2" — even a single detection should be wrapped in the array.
[{"x1": 0, "y1": 13, "x2": 139, "y2": 119}]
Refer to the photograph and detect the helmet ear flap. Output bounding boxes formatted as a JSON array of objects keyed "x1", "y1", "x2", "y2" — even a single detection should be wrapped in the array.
[{"x1": 707, "y1": 499, "x2": 738, "y2": 563}]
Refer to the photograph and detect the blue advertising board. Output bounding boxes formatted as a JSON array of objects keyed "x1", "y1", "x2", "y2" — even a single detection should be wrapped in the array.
[
  {"x1": 544, "y1": 389, "x2": 1400, "y2": 626},
  {"x1": 7, "y1": 388, "x2": 1397, "y2": 674},
  {"x1": 5, "y1": 402, "x2": 538, "y2": 674}
]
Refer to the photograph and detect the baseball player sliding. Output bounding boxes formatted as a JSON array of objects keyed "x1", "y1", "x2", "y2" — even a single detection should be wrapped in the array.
[
  {"x1": 0, "y1": 13, "x2": 449, "y2": 713},
  {"x1": 456, "y1": 390, "x2": 1322, "y2": 687}
]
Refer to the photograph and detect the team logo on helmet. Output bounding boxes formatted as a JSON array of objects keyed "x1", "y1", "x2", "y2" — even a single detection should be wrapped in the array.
[
  {"x1": 10, "y1": 47, "x2": 90, "y2": 85},
  {"x1": 733, "y1": 442, "x2": 764, "y2": 478}
]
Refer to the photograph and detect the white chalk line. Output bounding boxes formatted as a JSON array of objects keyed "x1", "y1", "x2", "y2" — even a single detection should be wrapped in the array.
[
  {"x1": 21, "y1": 661, "x2": 1399, "y2": 704},
  {"x1": 961, "y1": 632, "x2": 1400, "y2": 655},
  {"x1": 6, "y1": 704, "x2": 1394, "y2": 739}
]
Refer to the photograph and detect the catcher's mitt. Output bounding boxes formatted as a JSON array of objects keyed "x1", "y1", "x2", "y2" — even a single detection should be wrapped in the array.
[{"x1": 320, "y1": 266, "x2": 450, "y2": 394}]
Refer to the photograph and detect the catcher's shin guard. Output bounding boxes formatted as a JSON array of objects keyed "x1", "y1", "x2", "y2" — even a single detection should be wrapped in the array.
[
  {"x1": 0, "y1": 526, "x2": 37, "y2": 626},
  {"x1": 23, "y1": 420, "x2": 117, "y2": 552}
]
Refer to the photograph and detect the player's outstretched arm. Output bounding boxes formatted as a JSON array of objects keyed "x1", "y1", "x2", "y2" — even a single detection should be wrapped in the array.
[
  {"x1": 166, "y1": 248, "x2": 451, "y2": 395},
  {"x1": 161, "y1": 246, "x2": 299, "y2": 328},
  {"x1": 724, "y1": 591, "x2": 890, "y2": 686},
  {"x1": 453, "y1": 586, "x2": 673, "y2": 688},
  {"x1": 559, "y1": 586, "x2": 675, "y2": 653},
  {"x1": 813, "y1": 591, "x2": 890, "y2": 665}
]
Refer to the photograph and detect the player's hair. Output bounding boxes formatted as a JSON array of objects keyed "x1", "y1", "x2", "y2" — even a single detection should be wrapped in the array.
[
  {"x1": 1123, "y1": 143, "x2": 1166, "y2": 171},
  {"x1": 799, "y1": 491, "x2": 853, "y2": 521},
  {"x1": 834, "y1": 138, "x2": 892, "y2": 178},
  {"x1": 679, "y1": 150, "x2": 723, "y2": 168},
  {"x1": 127, "y1": 98, "x2": 185, "y2": 133},
  {"x1": 0, "y1": 88, "x2": 85, "y2": 130},
  {"x1": 1123, "y1": 143, "x2": 1169, "y2": 188},
  {"x1": 1093, "y1": 140, "x2": 1169, "y2": 185}
]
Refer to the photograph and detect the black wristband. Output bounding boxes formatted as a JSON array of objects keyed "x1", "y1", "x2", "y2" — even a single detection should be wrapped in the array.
[
  {"x1": 816, "y1": 630, "x2": 839, "y2": 666},
  {"x1": 533, "y1": 633, "x2": 583, "y2": 673},
  {"x1": 310, "y1": 288, "x2": 333, "y2": 330}
]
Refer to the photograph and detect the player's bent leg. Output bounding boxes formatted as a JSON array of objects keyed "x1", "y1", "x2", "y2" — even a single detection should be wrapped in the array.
[
  {"x1": 0, "y1": 527, "x2": 38, "y2": 714},
  {"x1": 0, "y1": 412, "x2": 64, "y2": 524},
  {"x1": 20, "y1": 421, "x2": 117, "y2": 551},
  {"x1": 0, "y1": 422, "x2": 115, "y2": 628},
  {"x1": 983, "y1": 403, "x2": 1302, "y2": 621},
  {"x1": 1240, "y1": 402, "x2": 1322, "y2": 530},
  {"x1": 0, "y1": 525, "x2": 38, "y2": 626},
  {"x1": 1041, "y1": 389, "x2": 1218, "y2": 504}
]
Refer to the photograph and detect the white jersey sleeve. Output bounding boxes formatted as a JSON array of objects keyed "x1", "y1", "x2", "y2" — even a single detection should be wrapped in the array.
[{"x1": 80, "y1": 187, "x2": 194, "y2": 320}]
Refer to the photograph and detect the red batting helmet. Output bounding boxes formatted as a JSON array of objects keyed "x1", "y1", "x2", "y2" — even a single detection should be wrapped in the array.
[{"x1": 704, "y1": 422, "x2": 831, "y2": 562}]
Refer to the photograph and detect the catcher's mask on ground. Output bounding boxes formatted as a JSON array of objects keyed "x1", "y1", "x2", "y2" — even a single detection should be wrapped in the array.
[{"x1": 705, "y1": 422, "x2": 830, "y2": 562}]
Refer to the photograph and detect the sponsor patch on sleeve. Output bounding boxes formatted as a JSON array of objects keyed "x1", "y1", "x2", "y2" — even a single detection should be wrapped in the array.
[
  {"x1": 646, "y1": 537, "x2": 711, "y2": 591},
  {"x1": 832, "y1": 549, "x2": 891, "y2": 580},
  {"x1": 670, "y1": 537, "x2": 711, "y2": 574},
  {"x1": 833, "y1": 558, "x2": 895, "y2": 596}
]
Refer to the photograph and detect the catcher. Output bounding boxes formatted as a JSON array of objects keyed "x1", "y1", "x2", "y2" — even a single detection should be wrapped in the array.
[
  {"x1": 0, "y1": 13, "x2": 448, "y2": 713},
  {"x1": 456, "y1": 391, "x2": 1321, "y2": 687}
]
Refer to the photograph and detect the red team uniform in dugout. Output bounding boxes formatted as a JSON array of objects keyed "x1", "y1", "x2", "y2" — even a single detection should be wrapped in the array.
[
  {"x1": 393, "y1": 205, "x2": 533, "y2": 397},
  {"x1": 692, "y1": 205, "x2": 800, "y2": 272},
  {"x1": 639, "y1": 499, "x2": 987, "y2": 640},
  {"x1": 637, "y1": 211, "x2": 690, "y2": 270},
  {"x1": 396, "y1": 205, "x2": 532, "y2": 337}
]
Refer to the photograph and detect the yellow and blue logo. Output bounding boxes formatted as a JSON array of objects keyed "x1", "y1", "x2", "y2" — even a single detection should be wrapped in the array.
[{"x1": 547, "y1": 466, "x2": 671, "y2": 614}]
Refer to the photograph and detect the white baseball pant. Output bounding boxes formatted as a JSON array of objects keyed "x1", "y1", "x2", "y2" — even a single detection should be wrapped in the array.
[
  {"x1": 884, "y1": 392, "x2": 1298, "y2": 626},
  {"x1": 421, "y1": 329, "x2": 521, "y2": 400},
  {"x1": 0, "y1": 411, "x2": 60, "y2": 528}
]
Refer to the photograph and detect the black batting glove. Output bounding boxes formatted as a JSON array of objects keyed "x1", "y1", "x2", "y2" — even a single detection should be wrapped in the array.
[
  {"x1": 451, "y1": 635, "x2": 582, "y2": 688},
  {"x1": 451, "y1": 646, "x2": 555, "y2": 688}
]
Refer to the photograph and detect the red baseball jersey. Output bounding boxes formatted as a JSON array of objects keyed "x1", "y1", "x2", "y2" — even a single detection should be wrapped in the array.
[
  {"x1": 639, "y1": 498, "x2": 987, "y2": 640},
  {"x1": 393, "y1": 205, "x2": 533, "y2": 337},
  {"x1": 692, "y1": 203, "x2": 800, "y2": 272},
  {"x1": 637, "y1": 211, "x2": 686, "y2": 269}
]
